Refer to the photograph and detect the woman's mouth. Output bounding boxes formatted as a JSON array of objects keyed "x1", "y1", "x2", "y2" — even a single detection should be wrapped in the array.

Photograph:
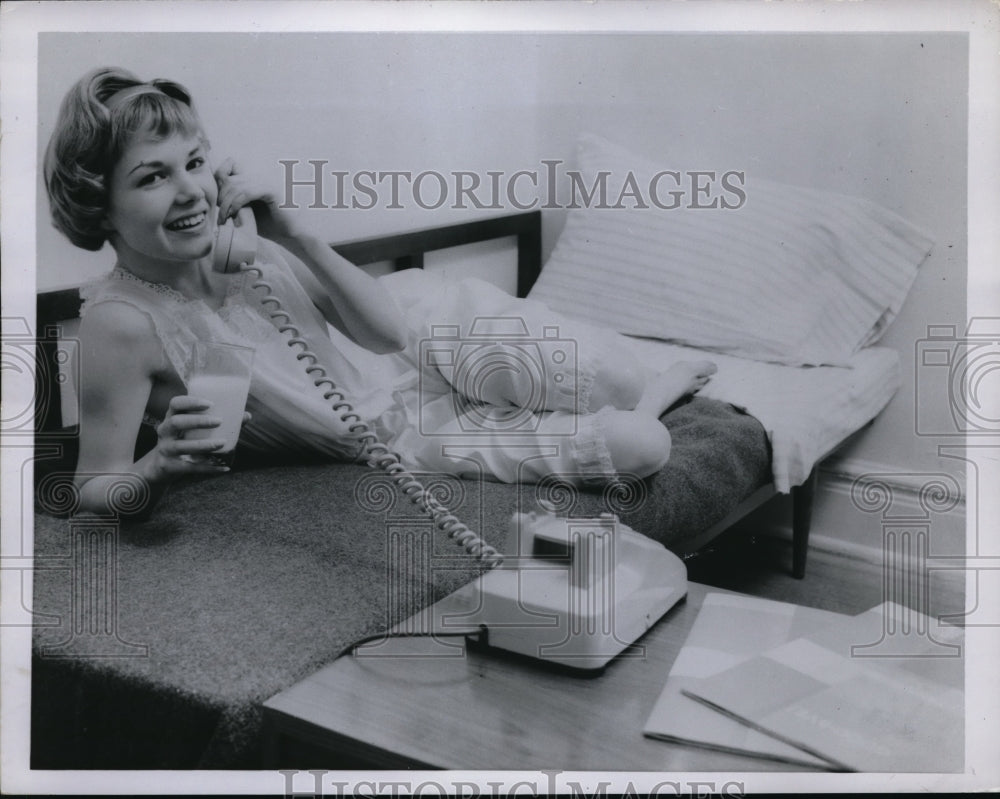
[{"x1": 165, "y1": 212, "x2": 207, "y2": 232}]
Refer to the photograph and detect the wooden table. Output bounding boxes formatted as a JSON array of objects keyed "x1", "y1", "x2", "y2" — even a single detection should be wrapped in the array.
[{"x1": 263, "y1": 581, "x2": 839, "y2": 770}]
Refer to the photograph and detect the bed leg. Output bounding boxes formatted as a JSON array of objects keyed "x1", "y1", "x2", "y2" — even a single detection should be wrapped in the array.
[{"x1": 791, "y1": 467, "x2": 818, "y2": 579}]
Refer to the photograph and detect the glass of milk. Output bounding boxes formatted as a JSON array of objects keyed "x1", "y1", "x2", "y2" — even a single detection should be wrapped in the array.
[{"x1": 183, "y1": 341, "x2": 255, "y2": 466}]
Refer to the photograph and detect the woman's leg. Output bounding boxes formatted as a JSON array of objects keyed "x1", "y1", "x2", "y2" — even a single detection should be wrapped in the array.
[
  {"x1": 633, "y1": 360, "x2": 718, "y2": 417},
  {"x1": 397, "y1": 274, "x2": 717, "y2": 423},
  {"x1": 600, "y1": 410, "x2": 673, "y2": 479},
  {"x1": 591, "y1": 361, "x2": 719, "y2": 478},
  {"x1": 401, "y1": 403, "x2": 674, "y2": 487},
  {"x1": 404, "y1": 277, "x2": 648, "y2": 414}
]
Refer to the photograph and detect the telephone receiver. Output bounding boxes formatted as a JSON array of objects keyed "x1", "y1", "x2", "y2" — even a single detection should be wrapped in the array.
[{"x1": 213, "y1": 207, "x2": 258, "y2": 274}]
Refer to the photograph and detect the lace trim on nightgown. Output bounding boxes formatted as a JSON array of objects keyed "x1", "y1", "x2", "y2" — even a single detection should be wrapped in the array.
[
  {"x1": 104, "y1": 264, "x2": 248, "y2": 306},
  {"x1": 79, "y1": 264, "x2": 281, "y2": 389}
]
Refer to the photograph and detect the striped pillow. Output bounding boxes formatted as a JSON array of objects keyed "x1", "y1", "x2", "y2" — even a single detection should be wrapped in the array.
[{"x1": 529, "y1": 134, "x2": 934, "y2": 366}]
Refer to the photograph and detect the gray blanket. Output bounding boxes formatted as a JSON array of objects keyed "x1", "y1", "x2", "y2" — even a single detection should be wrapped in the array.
[{"x1": 31, "y1": 396, "x2": 769, "y2": 768}]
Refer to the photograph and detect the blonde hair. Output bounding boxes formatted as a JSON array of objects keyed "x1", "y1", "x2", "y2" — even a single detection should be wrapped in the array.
[{"x1": 44, "y1": 67, "x2": 204, "y2": 251}]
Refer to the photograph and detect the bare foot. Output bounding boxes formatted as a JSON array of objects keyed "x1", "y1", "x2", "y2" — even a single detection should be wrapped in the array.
[{"x1": 634, "y1": 360, "x2": 718, "y2": 417}]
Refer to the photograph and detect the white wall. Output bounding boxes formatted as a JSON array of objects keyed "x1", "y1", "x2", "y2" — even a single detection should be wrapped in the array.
[
  {"x1": 526, "y1": 33, "x2": 969, "y2": 491},
  {"x1": 36, "y1": 32, "x2": 967, "y2": 498},
  {"x1": 36, "y1": 33, "x2": 543, "y2": 285}
]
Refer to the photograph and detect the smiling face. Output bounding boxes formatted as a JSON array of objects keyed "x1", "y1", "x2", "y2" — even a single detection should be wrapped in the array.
[{"x1": 103, "y1": 130, "x2": 218, "y2": 274}]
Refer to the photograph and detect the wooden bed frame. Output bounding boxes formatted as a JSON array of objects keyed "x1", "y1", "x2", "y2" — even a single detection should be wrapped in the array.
[{"x1": 35, "y1": 209, "x2": 820, "y2": 577}]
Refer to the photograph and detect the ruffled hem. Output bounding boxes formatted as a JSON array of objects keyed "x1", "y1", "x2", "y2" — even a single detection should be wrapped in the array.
[
  {"x1": 548, "y1": 359, "x2": 597, "y2": 415},
  {"x1": 568, "y1": 407, "x2": 617, "y2": 486}
]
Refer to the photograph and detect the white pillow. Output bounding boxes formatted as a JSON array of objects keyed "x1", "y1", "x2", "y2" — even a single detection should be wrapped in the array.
[{"x1": 528, "y1": 134, "x2": 934, "y2": 366}]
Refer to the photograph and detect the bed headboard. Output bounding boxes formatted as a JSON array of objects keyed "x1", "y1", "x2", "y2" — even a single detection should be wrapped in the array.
[
  {"x1": 34, "y1": 210, "x2": 543, "y2": 434},
  {"x1": 332, "y1": 209, "x2": 542, "y2": 297}
]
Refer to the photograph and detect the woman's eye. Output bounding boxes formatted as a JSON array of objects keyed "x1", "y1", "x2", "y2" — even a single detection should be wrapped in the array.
[
  {"x1": 187, "y1": 157, "x2": 206, "y2": 171},
  {"x1": 137, "y1": 171, "x2": 166, "y2": 187}
]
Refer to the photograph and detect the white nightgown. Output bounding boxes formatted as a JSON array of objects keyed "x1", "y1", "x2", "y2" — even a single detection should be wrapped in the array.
[{"x1": 78, "y1": 237, "x2": 655, "y2": 486}]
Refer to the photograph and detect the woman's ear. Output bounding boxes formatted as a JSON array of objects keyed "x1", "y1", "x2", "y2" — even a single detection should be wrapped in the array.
[{"x1": 100, "y1": 217, "x2": 120, "y2": 247}]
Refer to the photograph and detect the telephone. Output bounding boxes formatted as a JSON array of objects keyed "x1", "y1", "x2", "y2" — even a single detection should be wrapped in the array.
[
  {"x1": 214, "y1": 207, "x2": 688, "y2": 670},
  {"x1": 450, "y1": 508, "x2": 687, "y2": 670},
  {"x1": 213, "y1": 207, "x2": 258, "y2": 274}
]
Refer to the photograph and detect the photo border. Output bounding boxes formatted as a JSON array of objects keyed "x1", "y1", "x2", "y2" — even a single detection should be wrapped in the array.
[{"x1": 2, "y1": 0, "x2": 998, "y2": 794}]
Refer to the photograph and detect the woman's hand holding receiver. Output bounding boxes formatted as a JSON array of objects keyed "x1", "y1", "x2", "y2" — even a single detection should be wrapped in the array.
[
  {"x1": 213, "y1": 157, "x2": 408, "y2": 355},
  {"x1": 214, "y1": 157, "x2": 300, "y2": 243}
]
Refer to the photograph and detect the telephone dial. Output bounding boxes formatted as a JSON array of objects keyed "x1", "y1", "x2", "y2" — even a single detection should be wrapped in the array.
[{"x1": 212, "y1": 207, "x2": 688, "y2": 670}]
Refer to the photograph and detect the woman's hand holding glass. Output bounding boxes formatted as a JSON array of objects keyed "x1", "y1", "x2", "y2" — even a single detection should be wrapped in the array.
[{"x1": 149, "y1": 395, "x2": 248, "y2": 478}]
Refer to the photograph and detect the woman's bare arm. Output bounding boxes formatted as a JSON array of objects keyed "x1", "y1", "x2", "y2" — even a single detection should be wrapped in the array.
[
  {"x1": 272, "y1": 232, "x2": 408, "y2": 354},
  {"x1": 74, "y1": 302, "x2": 230, "y2": 518}
]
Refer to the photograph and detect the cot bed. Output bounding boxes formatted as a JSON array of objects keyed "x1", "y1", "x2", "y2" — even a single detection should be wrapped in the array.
[{"x1": 30, "y1": 168, "x2": 927, "y2": 768}]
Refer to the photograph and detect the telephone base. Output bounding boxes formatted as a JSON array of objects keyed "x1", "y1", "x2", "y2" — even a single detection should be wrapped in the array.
[{"x1": 447, "y1": 510, "x2": 688, "y2": 671}]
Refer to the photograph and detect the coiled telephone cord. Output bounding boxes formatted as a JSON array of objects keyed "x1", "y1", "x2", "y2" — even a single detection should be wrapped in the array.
[{"x1": 242, "y1": 263, "x2": 505, "y2": 569}]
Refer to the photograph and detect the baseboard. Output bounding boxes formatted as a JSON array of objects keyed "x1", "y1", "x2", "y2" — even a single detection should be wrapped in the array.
[
  {"x1": 743, "y1": 456, "x2": 966, "y2": 574},
  {"x1": 819, "y1": 456, "x2": 966, "y2": 504}
]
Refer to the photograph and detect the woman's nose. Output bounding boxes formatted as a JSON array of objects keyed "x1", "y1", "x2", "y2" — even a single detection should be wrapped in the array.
[{"x1": 173, "y1": 171, "x2": 204, "y2": 203}]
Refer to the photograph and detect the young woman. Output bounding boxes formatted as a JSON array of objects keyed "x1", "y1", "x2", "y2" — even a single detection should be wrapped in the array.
[{"x1": 45, "y1": 67, "x2": 715, "y2": 517}]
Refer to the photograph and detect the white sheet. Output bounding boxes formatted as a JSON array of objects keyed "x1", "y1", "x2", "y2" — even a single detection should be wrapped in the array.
[{"x1": 620, "y1": 336, "x2": 901, "y2": 492}]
